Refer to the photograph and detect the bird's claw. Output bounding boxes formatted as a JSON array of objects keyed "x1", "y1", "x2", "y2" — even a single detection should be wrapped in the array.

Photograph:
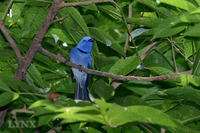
[{"x1": 78, "y1": 65, "x2": 82, "y2": 72}]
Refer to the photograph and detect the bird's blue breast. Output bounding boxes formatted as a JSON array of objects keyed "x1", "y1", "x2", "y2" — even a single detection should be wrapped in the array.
[{"x1": 69, "y1": 47, "x2": 91, "y2": 68}]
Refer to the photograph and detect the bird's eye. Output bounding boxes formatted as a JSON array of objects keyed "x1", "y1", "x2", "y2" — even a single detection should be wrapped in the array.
[{"x1": 83, "y1": 40, "x2": 86, "y2": 42}]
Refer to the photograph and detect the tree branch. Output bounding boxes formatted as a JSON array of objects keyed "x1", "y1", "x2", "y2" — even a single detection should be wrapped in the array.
[
  {"x1": 38, "y1": 47, "x2": 192, "y2": 82},
  {"x1": 0, "y1": 21, "x2": 22, "y2": 60},
  {"x1": 14, "y1": 0, "x2": 63, "y2": 80},
  {"x1": 59, "y1": 0, "x2": 112, "y2": 8}
]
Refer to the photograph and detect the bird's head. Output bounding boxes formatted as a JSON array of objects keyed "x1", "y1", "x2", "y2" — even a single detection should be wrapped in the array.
[{"x1": 76, "y1": 36, "x2": 94, "y2": 53}]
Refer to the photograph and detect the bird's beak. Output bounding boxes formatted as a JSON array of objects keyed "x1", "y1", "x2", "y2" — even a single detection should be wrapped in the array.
[{"x1": 88, "y1": 38, "x2": 95, "y2": 42}]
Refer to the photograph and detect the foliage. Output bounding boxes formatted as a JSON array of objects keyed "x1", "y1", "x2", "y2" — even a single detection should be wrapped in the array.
[{"x1": 0, "y1": 0, "x2": 200, "y2": 132}]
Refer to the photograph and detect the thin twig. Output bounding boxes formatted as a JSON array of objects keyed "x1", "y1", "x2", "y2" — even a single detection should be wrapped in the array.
[
  {"x1": 111, "y1": 0, "x2": 141, "y2": 58},
  {"x1": 170, "y1": 37, "x2": 178, "y2": 73},
  {"x1": 123, "y1": 3, "x2": 132, "y2": 53},
  {"x1": 1, "y1": 0, "x2": 14, "y2": 20},
  {"x1": 166, "y1": 38, "x2": 193, "y2": 65},
  {"x1": 154, "y1": 48, "x2": 174, "y2": 70},
  {"x1": 180, "y1": 115, "x2": 200, "y2": 124},
  {"x1": 53, "y1": 16, "x2": 68, "y2": 23},
  {"x1": 23, "y1": 75, "x2": 45, "y2": 95},
  {"x1": 139, "y1": 123, "x2": 153, "y2": 133}
]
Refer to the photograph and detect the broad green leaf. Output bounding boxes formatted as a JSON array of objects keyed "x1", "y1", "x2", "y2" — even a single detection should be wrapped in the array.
[
  {"x1": 127, "y1": 17, "x2": 162, "y2": 27},
  {"x1": 184, "y1": 23, "x2": 200, "y2": 37},
  {"x1": 122, "y1": 80, "x2": 155, "y2": 96},
  {"x1": 97, "y1": 5, "x2": 121, "y2": 20},
  {"x1": 51, "y1": 78, "x2": 75, "y2": 93},
  {"x1": 46, "y1": 28, "x2": 74, "y2": 44},
  {"x1": 124, "y1": 96, "x2": 147, "y2": 106},
  {"x1": 0, "y1": 49, "x2": 14, "y2": 61},
  {"x1": 164, "y1": 86, "x2": 200, "y2": 106},
  {"x1": 109, "y1": 56, "x2": 141, "y2": 83},
  {"x1": 93, "y1": 79, "x2": 114, "y2": 100},
  {"x1": 22, "y1": 7, "x2": 47, "y2": 38},
  {"x1": 166, "y1": 74, "x2": 200, "y2": 87},
  {"x1": 136, "y1": 0, "x2": 169, "y2": 16},
  {"x1": 27, "y1": 64, "x2": 45, "y2": 88},
  {"x1": 37, "y1": 114, "x2": 55, "y2": 126},
  {"x1": 95, "y1": 99, "x2": 181, "y2": 129},
  {"x1": 146, "y1": 67, "x2": 173, "y2": 75},
  {"x1": 195, "y1": 0, "x2": 200, "y2": 5},
  {"x1": 0, "y1": 92, "x2": 19, "y2": 107},
  {"x1": 29, "y1": 100, "x2": 51, "y2": 109},
  {"x1": 184, "y1": 40, "x2": 195, "y2": 59},
  {"x1": 55, "y1": 106, "x2": 104, "y2": 124},
  {"x1": 0, "y1": 80, "x2": 11, "y2": 91},
  {"x1": 130, "y1": 28, "x2": 148, "y2": 40},
  {"x1": 193, "y1": 49, "x2": 200, "y2": 76},
  {"x1": 89, "y1": 27, "x2": 125, "y2": 56},
  {"x1": 153, "y1": 14, "x2": 187, "y2": 39},
  {"x1": 66, "y1": 7, "x2": 89, "y2": 35},
  {"x1": 160, "y1": 0, "x2": 197, "y2": 11}
]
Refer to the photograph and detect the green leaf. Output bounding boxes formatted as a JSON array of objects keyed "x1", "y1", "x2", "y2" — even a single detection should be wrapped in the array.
[
  {"x1": 55, "y1": 106, "x2": 104, "y2": 124},
  {"x1": 184, "y1": 40, "x2": 195, "y2": 59},
  {"x1": 27, "y1": 64, "x2": 45, "y2": 88},
  {"x1": 66, "y1": 7, "x2": 89, "y2": 35},
  {"x1": 127, "y1": 17, "x2": 162, "y2": 28},
  {"x1": 46, "y1": 28, "x2": 74, "y2": 44},
  {"x1": 109, "y1": 56, "x2": 141, "y2": 83},
  {"x1": 164, "y1": 86, "x2": 200, "y2": 106},
  {"x1": 160, "y1": 0, "x2": 197, "y2": 11},
  {"x1": 0, "y1": 80, "x2": 11, "y2": 91},
  {"x1": 93, "y1": 79, "x2": 114, "y2": 100},
  {"x1": 95, "y1": 99, "x2": 181, "y2": 129},
  {"x1": 184, "y1": 23, "x2": 200, "y2": 37},
  {"x1": 193, "y1": 49, "x2": 200, "y2": 76},
  {"x1": 89, "y1": 27, "x2": 125, "y2": 56},
  {"x1": 146, "y1": 67, "x2": 173, "y2": 75},
  {"x1": 124, "y1": 96, "x2": 147, "y2": 106},
  {"x1": 153, "y1": 15, "x2": 187, "y2": 39},
  {"x1": 136, "y1": 0, "x2": 169, "y2": 16},
  {"x1": 0, "y1": 92, "x2": 19, "y2": 107},
  {"x1": 22, "y1": 7, "x2": 47, "y2": 38},
  {"x1": 37, "y1": 114, "x2": 55, "y2": 126}
]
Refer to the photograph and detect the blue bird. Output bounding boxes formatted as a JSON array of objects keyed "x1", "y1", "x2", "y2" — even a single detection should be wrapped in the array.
[{"x1": 69, "y1": 36, "x2": 94, "y2": 101}]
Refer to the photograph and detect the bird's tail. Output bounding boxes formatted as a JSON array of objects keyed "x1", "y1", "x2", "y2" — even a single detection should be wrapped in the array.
[{"x1": 74, "y1": 80, "x2": 90, "y2": 101}]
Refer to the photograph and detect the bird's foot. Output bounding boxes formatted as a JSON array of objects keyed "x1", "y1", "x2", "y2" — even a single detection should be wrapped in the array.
[
  {"x1": 78, "y1": 65, "x2": 82, "y2": 72},
  {"x1": 65, "y1": 60, "x2": 69, "y2": 64}
]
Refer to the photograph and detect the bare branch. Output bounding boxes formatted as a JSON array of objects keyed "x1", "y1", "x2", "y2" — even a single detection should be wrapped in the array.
[
  {"x1": 140, "y1": 41, "x2": 159, "y2": 60},
  {"x1": 170, "y1": 37, "x2": 178, "y2": 73},
  {"x1": 53, "y1": 16, "x2": 68, "y2": 23},
  {"x1": 38, "y1": 47, "x2": 192, "y2": 82},
  {"x1": 60, "y1": 0, "x2": 112, "y2": 8},
  {"x1": 1, "y1": 0, "x2": 14, "y2": 20},
  {"x1": 0, "y1": 21, "x2": 22, "y2": 60},
  {"x1": 14, "y1": 0, "x2": 63, "y2": 80},
  {"x1": 123, "y1": 3, "x2": 132, "y2": 53}
]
